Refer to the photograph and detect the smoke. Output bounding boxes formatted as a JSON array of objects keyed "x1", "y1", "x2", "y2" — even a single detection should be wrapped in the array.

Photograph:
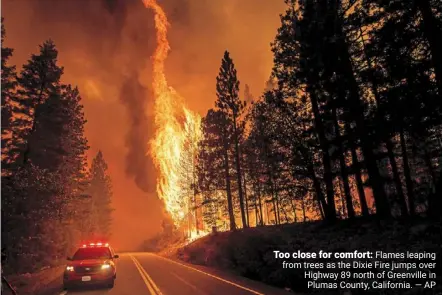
[
  {"x1": 2, "y1": 0, "x2": 286, "y2": 249},
  {"x1": 119, "y1": 72, "x2": 156, "y2": 193}
]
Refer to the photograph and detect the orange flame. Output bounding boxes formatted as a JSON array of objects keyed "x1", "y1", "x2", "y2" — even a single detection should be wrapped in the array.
[{"x1": 143, "y1": 0, "x2": 202, "y2": 226}]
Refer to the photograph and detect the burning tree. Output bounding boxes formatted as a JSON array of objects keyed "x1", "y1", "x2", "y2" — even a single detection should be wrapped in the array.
[
  {"x1": 178, "y1": 110, "x2": 202, "y2": 237},
  {"x1": 144, "y1": 0, "x2": 208, "y2": 239},
  {"x1": 198, "y1": 109, "x2": 236, "y2": 231}
]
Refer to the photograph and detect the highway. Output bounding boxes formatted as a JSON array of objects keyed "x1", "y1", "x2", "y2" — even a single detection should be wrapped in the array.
[{"x1": 57, "y1": 253, "x2": 291, "y2": 295}]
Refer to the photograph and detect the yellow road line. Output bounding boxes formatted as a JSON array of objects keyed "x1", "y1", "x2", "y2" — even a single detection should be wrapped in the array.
[
  {"x1": 153, "y1": 254, "x2": 264, "y2": 295},
  {"x1": 131, "y1": 255, "x2": 164, "y2": 295},
  {"x1": 130, "y1": 255, "x2": 158, "y2": 295},
  {"x1": 170, "y1": 271, "x2": 208, "y2": 295}
]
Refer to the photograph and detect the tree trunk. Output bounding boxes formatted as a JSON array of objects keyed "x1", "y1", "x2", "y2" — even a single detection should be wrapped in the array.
[
  {"x1": 307, "y1": 87, "x2": 336, "y2": 222},
  {"x1": 358, "y1": 26, "x2": 407, "y2": 217},
  {"x1": 346, "y1": 123, "x2": 369, "y2": 216},
  {"x1": 337, "y1": 181, "x2": 345, "y2": 218},
  {"x1": 417, "y1": 138, "x2": 437, "y2": 188},
  {"x1": 257, "y1": 186, "x2": 264, "y2": 226},
  {"x1": 333, "y1": 107, "x2": 355, "y2": 218},
  {"x1": 232, "y1": 118, "x2": 247, "y2": 228},
  {"x1": 307, "y1": 161, "x2": 327, "y2": 220},
  {"x1": 334, "y1": 15, "x2": 391, "y2": 218},
  {"x1": 272, "y1": 197, "x2": 279, "y2": 225},
  {"x1": 415, "y1": 0, "x2": 442, "y2": 96},
  {"x1": 278, "y1": 105, "x2": 330, "y2": 221},
  {"x1": 399, "y1": 128, "x2": 415, "y2": 216},
  {"x1": 192, "y1": 157, "x2": 199, "y2": 234},
  {"x1": 253, "y1": 192, "x2": 260, "y2": 226},
  {"x1": 282, "y1": 205, "x2": 290, "y2": 223},
  {"x1": 243, "y1": 175, "x2": 249, "y2": 227},
  {"x1": 385, "y1": 139, "x2": 409, "y2": 216},
  {"x1": 222, "y1": 141, "x2": 236, "y2": 231},
  {"x1": 409, "y1": 136, "x2": 440, "y2": 216},
  {"x1": 274, "y1": 184, "x2": 281, "y2": 225},
  {"x1": 290, "y1": 199, "x2": 297, "y2": 222},
  {"x1": 265, "y1": 201, "x2": 271, "y2": 225}
]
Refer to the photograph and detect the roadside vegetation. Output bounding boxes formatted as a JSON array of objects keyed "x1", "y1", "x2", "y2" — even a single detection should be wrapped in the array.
[
  {"x1": 158, "y1": 1, "x2": 442, "y2": 294},
  {"x1": 1, "y1": 18, "x2": 113, "y2": 278},
  {"x1": 190, "y1": 0, "x2": 442, "y2": 232},
  {"x1": 172, "y1": 217, "x2": 441, "y2": 294}
]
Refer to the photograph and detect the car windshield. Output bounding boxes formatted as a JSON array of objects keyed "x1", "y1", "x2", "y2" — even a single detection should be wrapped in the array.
[{"x1": 72, "y1": 247, "x2": 111, "y2": 260}]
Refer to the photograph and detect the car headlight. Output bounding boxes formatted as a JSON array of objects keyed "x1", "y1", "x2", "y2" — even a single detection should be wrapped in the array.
[
  {"x1": 66, "y1": 266, "x2": 74, "y2": 272},
  {"x1": 101, "y1": 264, "x2": 111, "y2": 270}
]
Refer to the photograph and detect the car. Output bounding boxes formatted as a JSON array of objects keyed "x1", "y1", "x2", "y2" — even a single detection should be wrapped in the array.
[{"x1": 63, "y1": 242, "x2": 119, "y2": 289}]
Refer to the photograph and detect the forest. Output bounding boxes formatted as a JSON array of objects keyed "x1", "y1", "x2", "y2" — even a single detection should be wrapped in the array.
[
  {"x1": 171, "y1": 0, "x2": 442, "y2": 234},
  {"x1": 160, "y1": 1, "x2": 442, "y2": 292},
  {"x1": 1, "y1": 0, "x2": 441, "y2": 290},
  {"x1": 1, "y1": 18, "x2": 114, "y2": 275}
]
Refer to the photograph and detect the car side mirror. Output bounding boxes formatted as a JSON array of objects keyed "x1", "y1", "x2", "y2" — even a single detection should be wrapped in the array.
[
  {"x1": 113, "y1": 254, "x2": 119, "y2": 259},
  {"x1": 67, "y1": 256, "x2": 72, "y2": 261}
]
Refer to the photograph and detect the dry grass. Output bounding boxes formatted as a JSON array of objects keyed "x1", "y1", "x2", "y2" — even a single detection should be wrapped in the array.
[
  {"x1": 5, "y1": 265, "x2": 65, "y2": 295},
  {"x1": 170, "y1": 217, "x2": 441, "y2": 294}
]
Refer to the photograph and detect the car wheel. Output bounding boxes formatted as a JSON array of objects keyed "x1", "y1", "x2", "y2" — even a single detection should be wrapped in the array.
[
  {"x1": 63, "y1": 282, "x2": 71, "y2": 290},
  {"x1": 107, "y1": 279, "x2": 115, "y2": 288}
]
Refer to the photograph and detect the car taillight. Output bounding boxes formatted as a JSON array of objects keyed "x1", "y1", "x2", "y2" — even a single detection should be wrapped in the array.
[
  {"x1": 66, "y1": 266, "x2": 74, "y2": 272},
  {"x1": 101, "y1": 264, "x2": 111, "y2": 270}
]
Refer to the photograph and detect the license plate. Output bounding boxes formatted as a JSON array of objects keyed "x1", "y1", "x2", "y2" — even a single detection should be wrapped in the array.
[{"x1": 82, "y1": 276, "x2": 91, "y2": 282}]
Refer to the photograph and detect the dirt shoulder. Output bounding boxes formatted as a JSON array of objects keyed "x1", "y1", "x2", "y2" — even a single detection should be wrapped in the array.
[{"x1": 4, "y1": 265, "x2": 64, "y2": 295}]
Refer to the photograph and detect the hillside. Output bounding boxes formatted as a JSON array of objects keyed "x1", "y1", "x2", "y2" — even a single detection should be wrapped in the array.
[{"x1": 165, "y1": 217, "x2": 441, "y2": 294}]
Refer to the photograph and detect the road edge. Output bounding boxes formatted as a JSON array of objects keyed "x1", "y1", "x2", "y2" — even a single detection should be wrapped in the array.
[{"x1": 151, "y1": 253, "x2": 294, "y2": 295}]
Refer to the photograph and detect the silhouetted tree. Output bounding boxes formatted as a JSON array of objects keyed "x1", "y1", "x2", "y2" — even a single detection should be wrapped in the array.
[
  {"x1": 198, "y1": 109, "x2": 236, "y2": 231},
  {"x1": 2, "y1": 39, "x2": 91, "y2": 273},
  {"x1": 1, "y1": 18, "x2": 17, "y2": 173},
  {"x1": 12, "y1": 40, "x2": 64, "y2": 167},
  {"x1": 216, "y1": 51, "x2": 248, "y2": 228},
  {"x1": 88, "y1": 151, "x2": 113, "y2": 239}
]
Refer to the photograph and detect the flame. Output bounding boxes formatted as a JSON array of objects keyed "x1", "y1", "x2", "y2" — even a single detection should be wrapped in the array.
[
  {"x1": 187, "y1": 229, "x2": 210, "y2": 244},
  {"x1": 143, "y1": 0, "x2": 202, "y2": 227}
]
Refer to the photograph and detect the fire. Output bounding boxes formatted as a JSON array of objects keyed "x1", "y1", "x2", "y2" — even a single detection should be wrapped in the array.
[
  {"x1": 142, "y1": 0, "x2": 202, "y2": 227},
  {"x1": 187, "y1": 229, "x2": 210, "y2": 244}
]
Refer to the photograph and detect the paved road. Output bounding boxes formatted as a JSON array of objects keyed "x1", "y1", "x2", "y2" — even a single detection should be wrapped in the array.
[{"x1": 57, "y1": 253, "x2": 291, "y2": 295}]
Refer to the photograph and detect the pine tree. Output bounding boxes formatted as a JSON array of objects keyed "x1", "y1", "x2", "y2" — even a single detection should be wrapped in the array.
[
  {"x1": 178, "y1": 113, "x2": 200, "y2": 235},
  {"x1": 415, "y1": 0, "x2": 442, "y2": 95},
  {"x1": 88, "y1": 151, "x2": 113, "y2": 239},
  {"x1": 1, "y1": 18, "x2": 17, "y2": 173},
  {"x1": 13, "y1": 40, "x2": 64, "y2": 166},
  {"x1": 356, "y1": 0, "x2": 441, "y2": 216},
  {"x1": 59, "y1": 85, "x2": 89, "y2": 190},
  {"x1": 57, "y1": 85, "x2": 90, "y2": 246},
  {"x1": 198, "y1": 109, "x2": 236, "y2": 231},
  {"x1": 2, "y1": 38, "x2": 91, "y2": 273},
  {"x1": 215, "y1": 51, "x2": 248, "y2": 228},
  {"x1": 2, "y1": 40, "x2": 66, "y2": 272},
  {"x1": 272, "y1": 0, "x2": 340, "y2": 221},
  {"x1": 14, "y1": 42, "x2": 88, "y2": 197}
]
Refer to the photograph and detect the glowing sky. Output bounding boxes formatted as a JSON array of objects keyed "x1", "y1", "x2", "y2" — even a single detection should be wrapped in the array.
[{"x1": 2, "y1": 0, "x2": 286, "y2": 250}]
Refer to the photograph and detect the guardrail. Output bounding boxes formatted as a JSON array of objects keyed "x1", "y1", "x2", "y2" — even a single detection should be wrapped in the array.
[{"x1": 2, "y1": 276, "x2": 18, "y2": 295}]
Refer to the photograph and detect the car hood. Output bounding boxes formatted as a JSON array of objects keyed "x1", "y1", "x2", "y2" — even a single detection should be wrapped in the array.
[{"x1": 69, "y1": 259, "x2": 110, "y2": 266}]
